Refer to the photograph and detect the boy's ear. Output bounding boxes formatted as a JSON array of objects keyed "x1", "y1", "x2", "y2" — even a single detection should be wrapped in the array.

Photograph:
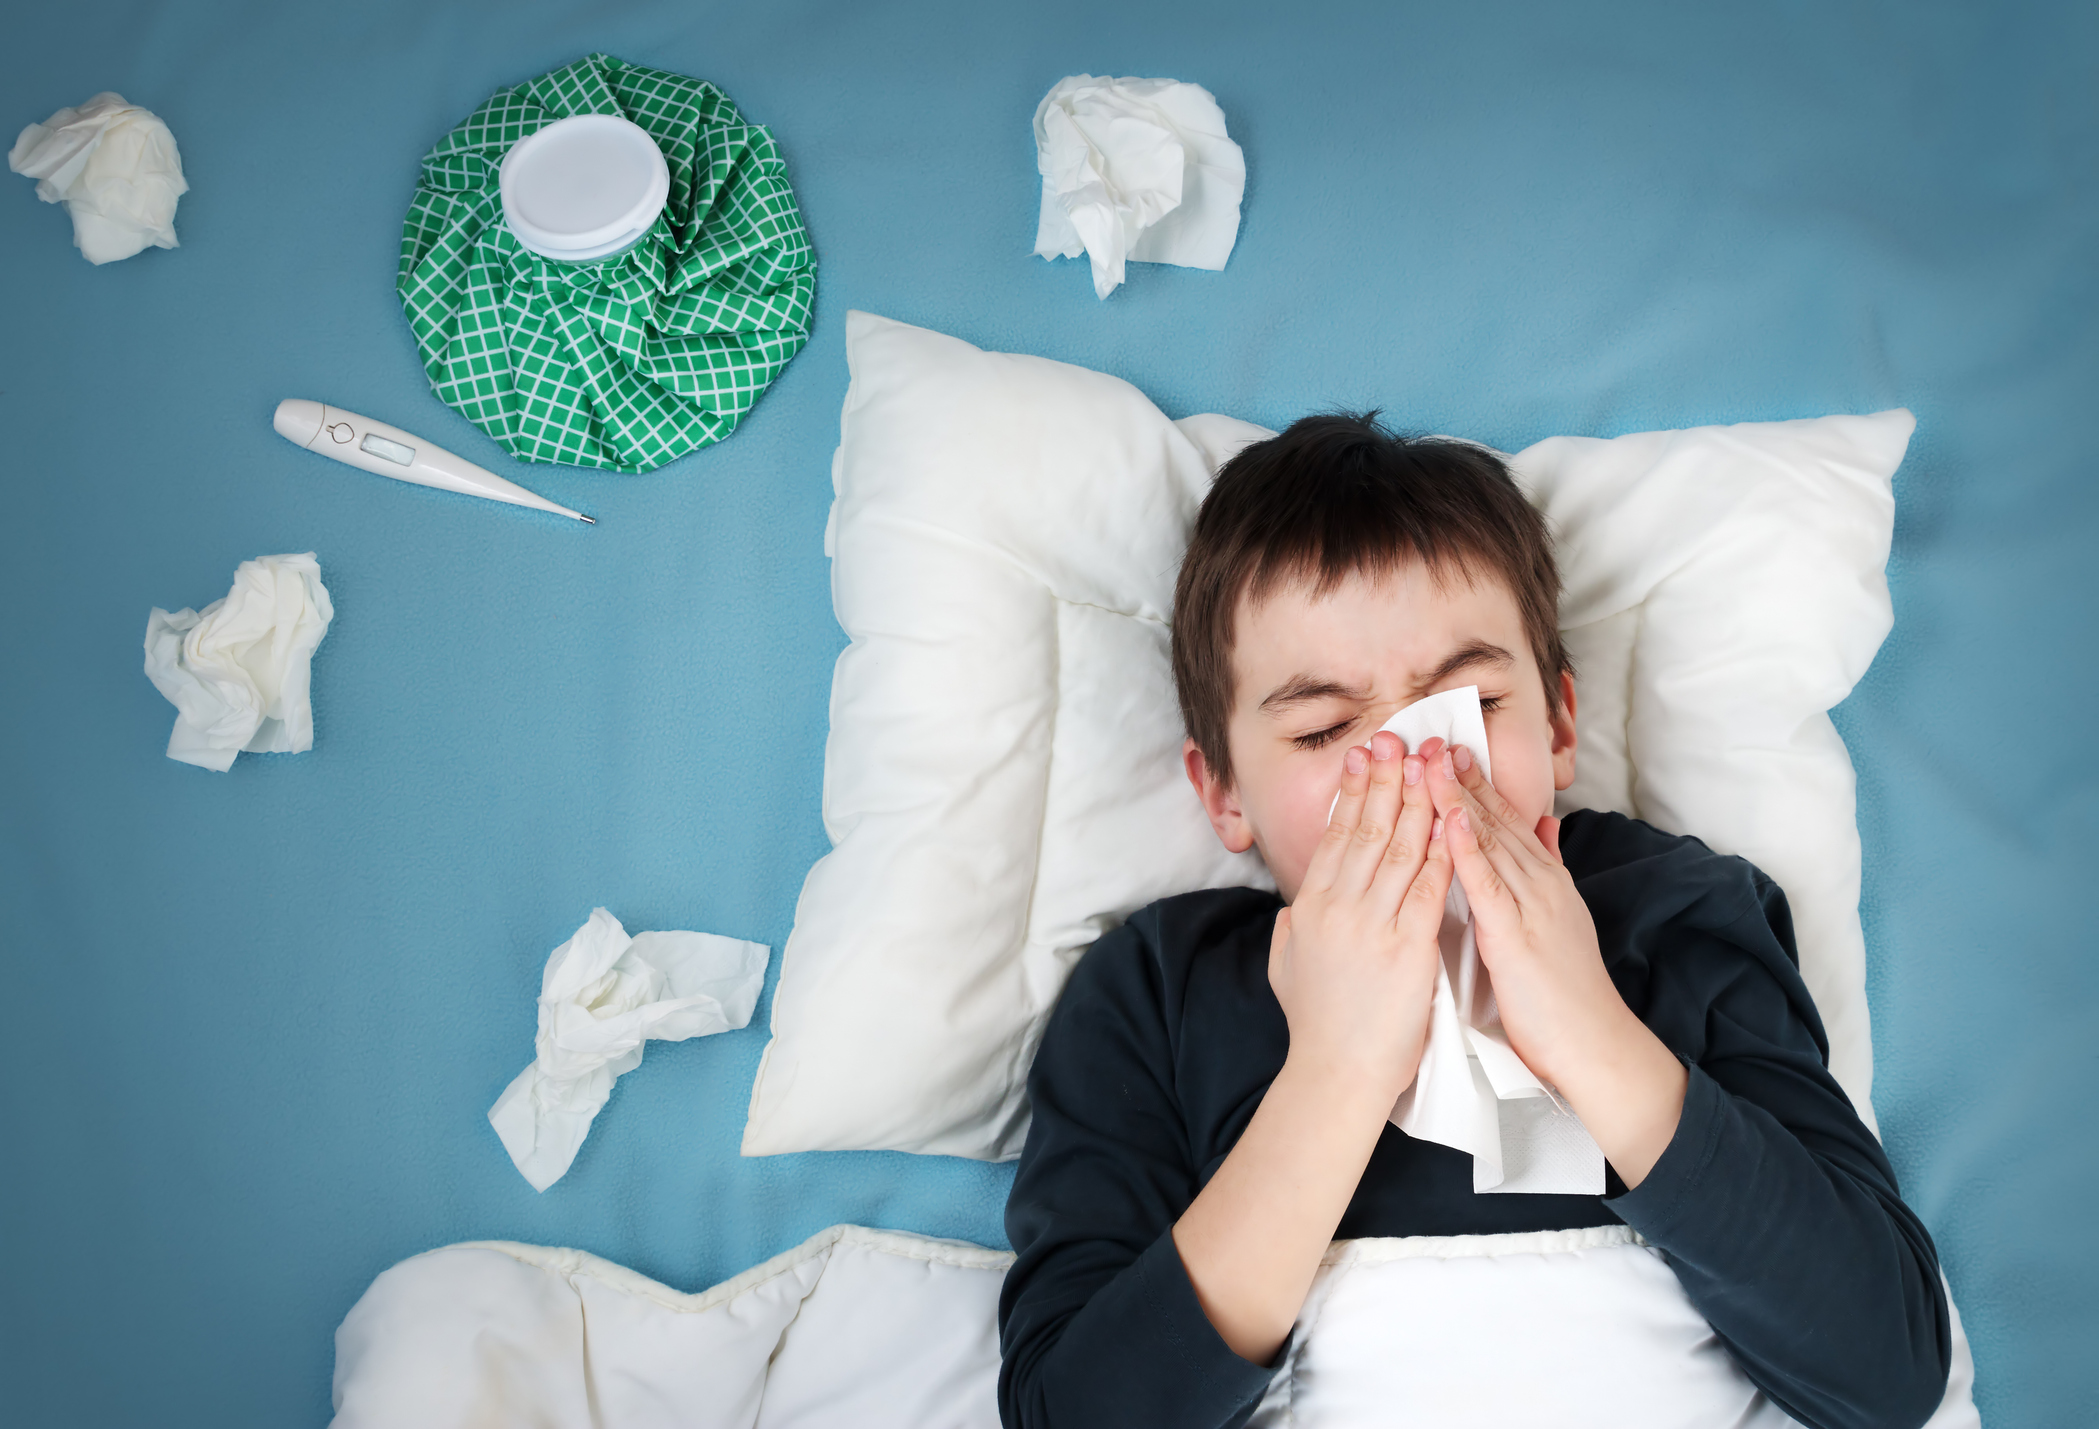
[
  {"x1": 1550, "y1": 670, "x2": 1579, "y2": 792},
  {"x1": 1184, "y1": 738, "x2": 1257, "y2": 853}
]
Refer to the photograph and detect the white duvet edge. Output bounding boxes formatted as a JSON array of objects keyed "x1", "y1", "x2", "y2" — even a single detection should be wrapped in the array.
[
  {"x1": 1325, "y1": 1224, "x2": 1647, "y2": 1267},
  {"x1": 425, "y1": 1224, "x2": 1016, "y2": 1317}
]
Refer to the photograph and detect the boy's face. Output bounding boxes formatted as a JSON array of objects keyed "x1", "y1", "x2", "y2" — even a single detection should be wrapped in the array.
[{"x1": 1184, "y1": 561, "x2": 1578, "y2": 901}]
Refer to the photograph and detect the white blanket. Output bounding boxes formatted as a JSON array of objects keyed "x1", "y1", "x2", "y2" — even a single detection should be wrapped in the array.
[
  {"x1": 333, "y1": 1226, "x2": 1008, "y2": 1429},
  {"x1": 333, "y1": 1227, "x2": 1978, "y2": 1428},
  {"x1": 1253, "y1": 1229, "x2": 1979, "y2": 1428}
]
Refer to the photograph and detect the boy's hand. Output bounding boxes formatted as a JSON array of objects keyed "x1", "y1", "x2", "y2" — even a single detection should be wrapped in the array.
[
  {"x1": 1425, "y1": 744, "x2": 1687, "y2": 1186},
  {"x1": 1419, "y1": 743, "x2": 1615, "y2": 1087},
  {"x1": 1270, "y1": 729, "x2": 1453, "y2": 1106}
]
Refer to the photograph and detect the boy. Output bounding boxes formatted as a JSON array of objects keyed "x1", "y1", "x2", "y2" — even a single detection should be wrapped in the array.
[{"x1": 997, "y1": 415, "x2": 1950, "y2": 1429}]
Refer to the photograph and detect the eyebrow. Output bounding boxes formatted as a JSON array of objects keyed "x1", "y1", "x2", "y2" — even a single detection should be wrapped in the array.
[
  {"x1": 1258, "y1": 675, "x2": 1370, "y2": 715},
  {"x1": 1256, "y1": 641, "x2": 1516, "y2": 718},
  {"x1": 1414, "y1": 641, "x2": 1515, "y2": 693}
]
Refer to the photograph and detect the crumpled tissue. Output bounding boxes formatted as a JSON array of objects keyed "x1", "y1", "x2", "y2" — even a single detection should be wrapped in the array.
[
  {"x1": 1032, "y1": 74, "x2": 1244, "y2": 300},
  {"x1": 143, "y1": 554, "x2": 333, "y2": 772},
  {"x1": 1376, "y1": 686, "x2": 1606, "y2": 1195},
  {"x1": 9, "y1": 93, "x2": 187, "y2": 265},
  {"x1": 489, "y1": 908, "x2": 770, "y2": 1191}
]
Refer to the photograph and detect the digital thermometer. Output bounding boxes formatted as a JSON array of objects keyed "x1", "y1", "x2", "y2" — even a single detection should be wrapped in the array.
[{"x1": 272, "y1": 399, "x2": 594, "y2": 524}]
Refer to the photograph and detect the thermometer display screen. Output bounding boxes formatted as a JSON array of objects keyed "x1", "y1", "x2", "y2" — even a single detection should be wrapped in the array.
[{"x1": 359, "y1": 432, "x2": 416, "y2": 466}]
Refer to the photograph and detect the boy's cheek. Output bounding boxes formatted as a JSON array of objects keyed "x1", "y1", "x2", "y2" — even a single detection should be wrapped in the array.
[
  {"x1": 1489, "y1": 746, "x2": 1554, "y2": 827},
  {"x1": 1285, "y1": 769, "x2": 1341, "y2": 876},
  {"x1": 1244, "y1": 770, "x2": 1328, "y2": 898}
]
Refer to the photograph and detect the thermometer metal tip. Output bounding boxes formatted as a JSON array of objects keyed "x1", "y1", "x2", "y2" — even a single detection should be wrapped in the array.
[{"x1": 273, "y1": 399, "x2": 595, "y2": 525}]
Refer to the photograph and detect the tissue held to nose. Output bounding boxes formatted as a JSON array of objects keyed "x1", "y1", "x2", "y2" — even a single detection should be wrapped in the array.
[
  {"x1": 143, "y1": 554, "x2": 333, "y2": 772},
  {"x1": 9, "y1": 92, "x2": 186, "y2": 265},
  {"x1": 1032, "y1": 74, "x2": 1245, "y2": 299},
  {"x1": 489, "y1": 909, "x2": 771, "y2": 1191},
  {"x1": 1353, "y1": 686, "x2": 1605, "y2": 1195}
]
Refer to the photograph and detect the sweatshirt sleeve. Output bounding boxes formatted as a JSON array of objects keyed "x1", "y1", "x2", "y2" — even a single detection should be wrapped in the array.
[
  {"x1": 1605, "y1": 872, "x2": 1952, "y2": 1429},
  {"x1": 997, "y1": 918, "x2": 1280, "y2": 1429}
]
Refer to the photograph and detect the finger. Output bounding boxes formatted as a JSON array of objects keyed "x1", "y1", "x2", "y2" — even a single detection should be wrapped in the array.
[
  {"x1": 1370, "y1": 746, "x2": 1434, "y2": 900},
  {"x1": 1424, "y1": 745, "x2": 1540, "y2": 892},
  {"x1": 1444, "y1": 804, "x2": 1516, "y2": 925},
  {"x1": 1451, "y1": 781, "x2": 1534, "y2": 901},
  {"x1": 1267, "y1": 905, "x2": 1293, "y2": 982},
  {"x1": 1535, "y1": 814, "x2": 1563, "y2": 862},
  {"x1": 1305, "y1": 744, "x2": 1372, "y2": 892},
  {"x1": 1446, "y1": 745, "x2": 1549, "y2": 867},
  {"x1": 1337, "y1": 730, "x2": 1408, "y2": 892},
  {"x1": 1398, "y1": 802, "x2": 1456, "y2": 934}
]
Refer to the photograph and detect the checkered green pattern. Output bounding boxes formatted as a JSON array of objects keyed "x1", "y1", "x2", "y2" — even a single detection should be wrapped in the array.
[{"x1": 398, "y1": 54, "x2": 816, "y2": 473}]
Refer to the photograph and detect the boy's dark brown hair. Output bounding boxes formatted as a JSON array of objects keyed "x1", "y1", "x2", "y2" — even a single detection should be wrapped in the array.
[{"x1": 1171, "y1": 412, "x2": 1569, "y2": 788}]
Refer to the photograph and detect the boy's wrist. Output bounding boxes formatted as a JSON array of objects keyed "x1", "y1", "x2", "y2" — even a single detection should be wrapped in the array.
[
  {"x1": 1548, "y1": 1011, "x2": 1687, "y2": 1188},
  {"x1": 1277, "y1": 1044, "x2": 1411, "y2": 1125}
]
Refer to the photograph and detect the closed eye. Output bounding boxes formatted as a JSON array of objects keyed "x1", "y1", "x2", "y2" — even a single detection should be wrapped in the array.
[
  {"x1": 1291, "y1": 721, "x2": 1352, "y2": 751},
  {"x1": 1295, "y1": 694, "x2": 1503, "y2": 751}
]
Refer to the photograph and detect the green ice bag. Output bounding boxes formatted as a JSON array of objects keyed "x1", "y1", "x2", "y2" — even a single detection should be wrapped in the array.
[{"x1": 398, "y1": 54, "x2": 815, "y2": 473}]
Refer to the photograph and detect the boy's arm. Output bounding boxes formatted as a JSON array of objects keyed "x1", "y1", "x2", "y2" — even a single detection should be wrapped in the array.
[
  {"x1": 999, "y1": 734, "x2": 1449, "y2": 1429},
  {"x1": 998, "y1": 918, "x2": 1270, "y2": 1429},
  {"x1": 1430, "y1": 755, "x2": 1951, "y2": 1429},
  {"x1": 1607, "y1": 1045, "x2": 1950, "y2": 1429},
  {"x1": 1174, "y1": 733, "x2": 1451, "y2": 1361}
]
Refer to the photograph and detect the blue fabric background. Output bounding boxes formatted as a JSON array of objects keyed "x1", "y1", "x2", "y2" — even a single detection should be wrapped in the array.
[{"x1": 2, "y1": 1, "x2": 2091, "y2": 1423}]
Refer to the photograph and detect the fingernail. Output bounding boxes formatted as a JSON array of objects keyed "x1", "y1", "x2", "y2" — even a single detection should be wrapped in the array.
[
  {"x1": 1372, "y1": 736, "x2": 1395, "y2": 761},
  {"x1": 1442, "y1": 750, "x2": 1454, "y2": 779},
  {"x1": 1345, "y1": 746, "x2": 1368, "y2": 774},
  {"x1": 1453, "y1": 808, "x2": 1470, "y2": 832},
  {"x1": 1403, "y1": 756, "x2": 1422, "y2": 786},
  {"x1": 1431, "y1": 816, "x2": 1444, "y2": 841},
  {"x1": 1454, "y1": 745, "x2": 1472, "y2": 773}
]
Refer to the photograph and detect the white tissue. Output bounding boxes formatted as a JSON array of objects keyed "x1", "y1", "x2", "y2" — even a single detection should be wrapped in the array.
[
  {"x1": 489, "y1": 909, "x2": 770, "y2": 1191},
  {"x1": 143, "y1": 554, "x2": 333, "y2": 773},
  {"x1": 9, "y1": 92, "x2": 186, "y2": 265},
  {"x1": 1031, "y1": 74, "x2": 1245, "y2": 300},
  {"x1": 1375, "y1": 687, "x2": 1607, "y2": 1195}
]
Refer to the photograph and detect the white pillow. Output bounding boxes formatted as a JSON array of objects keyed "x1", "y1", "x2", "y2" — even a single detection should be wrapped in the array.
[
  {"x1": 743, "y1": 313, "x2": 1270, "y2": 1161},
  {"x1": 1523, "y1": 415, "x2": 1907, "y2": 1133},
  {"x1": 742, "y1": 311, "x2": 1908, "y2": 1160}
]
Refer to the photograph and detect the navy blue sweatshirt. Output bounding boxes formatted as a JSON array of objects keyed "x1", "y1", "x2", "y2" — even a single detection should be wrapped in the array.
[{"x1": 998, "y1": 809, "x2": 1949, "y2": 1429}]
